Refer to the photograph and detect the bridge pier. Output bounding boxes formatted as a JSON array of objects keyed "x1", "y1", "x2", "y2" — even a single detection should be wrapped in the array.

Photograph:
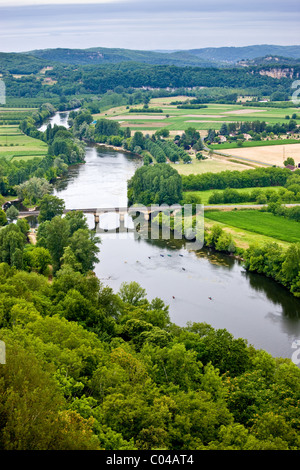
[{"x1": 119, "y1": 212, "x2": 126, "y2": 232}]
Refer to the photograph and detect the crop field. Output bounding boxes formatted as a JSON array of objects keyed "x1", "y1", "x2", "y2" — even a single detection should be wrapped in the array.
[
  {"x1": 205, "y1": 209, "x2": 300, "y2": 244},
  {"x1": 218, "y1": 143, "x2": 300, "y2": 167},
  {"x1": 0, "y1": 107, "x2": 37, "y2": 124},
  {"x1": 98, "y1": 97, "x2": 300, "y2": 136},
  {"x1": 209, "y1": 138, "x2": 300, "y2": 150},
  {"x1": 0, "y1": 125, "x2": 48, "y2": 161},
  {"x1": 170, "y1": 154, "x2": 253, "y2": 175}
]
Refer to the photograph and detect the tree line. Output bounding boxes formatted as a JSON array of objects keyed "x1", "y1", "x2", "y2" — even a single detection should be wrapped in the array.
[
  {"x1": 208, "y1": 173, "x2": 300, "y2": 205},
  {"x1": 1, "y1": 207, "x2": 300, "y2": 449},
  {"x1": 182, "y1": 167, "x2": 294, "y2": 192}
]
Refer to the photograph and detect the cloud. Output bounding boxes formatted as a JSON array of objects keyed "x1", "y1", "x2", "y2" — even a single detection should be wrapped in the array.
[
  {"x1": 0, "y1": 1, "x2": 299, "y2": 52},
  {"x1": 0, "y1": 0, "x2": 121, "y2": 5},
  {"x1": 0, "y1": 0, "x2": 299, "y2": 11}
]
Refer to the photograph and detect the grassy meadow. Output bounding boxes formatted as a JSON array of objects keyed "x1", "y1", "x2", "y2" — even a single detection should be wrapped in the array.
[
  {"x1": 205, "y1": 209, "x2": 300, "y2": 244},
  {"x1": 0, "y1": 107, "x2": 37, "y2": 125},
  {"x1": 0, "y1": 125, "x2": 48, "y2": 161},
  {"x1": 209, "y1": 138, "x2": 300, "y2": 150}
]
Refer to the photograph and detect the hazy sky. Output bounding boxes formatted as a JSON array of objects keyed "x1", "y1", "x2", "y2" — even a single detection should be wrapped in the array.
[{"x1": 0, "y1": 0, "x2": 299, "y2": 52}]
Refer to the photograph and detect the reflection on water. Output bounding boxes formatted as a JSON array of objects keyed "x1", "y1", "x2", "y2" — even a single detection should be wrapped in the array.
[
  {"x1": 94, "y1": 231, "x2": 300, "y2": 359},
  {"x1": 53, "y1": 146, "x2": 141, "y2": 209},
  {"x1": 38, "y1": 111, "x2": 71, "y2": 132},
  {"x1": 244, "y1": 270, "x2": 300, "y2": 319}
]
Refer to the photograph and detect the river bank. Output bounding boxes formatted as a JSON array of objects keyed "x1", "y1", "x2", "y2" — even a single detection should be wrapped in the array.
[
  {"x1": 20, "y1": 110, "x2": 300, "y2": 360},
  {"x1": 95, "y1": 142, "x2": 141, "y2": 157}
]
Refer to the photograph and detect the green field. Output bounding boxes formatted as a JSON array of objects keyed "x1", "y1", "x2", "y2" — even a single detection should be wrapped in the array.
[
  {"x1": 170, "y1": 155, "x2": 252, "y2": 175},
  {"x1": 97, "y1": 98, "x2": 300, "y2": 134},
  {"x1": 205, "y1": 209, "x2": 300, "y2": 244},
  {"x1": 209, "y1": 138, "x2": 300, "y2": 150},
  {"x1": 0, "y1": 107, "x2": 37, "y2": 125},
  {"x1": 0, "y1": 125, "x2": 48, "y2": 161}
]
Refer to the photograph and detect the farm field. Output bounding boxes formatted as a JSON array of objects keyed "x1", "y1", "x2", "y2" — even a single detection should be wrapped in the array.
[
  {"x1": 96, "y1": 97, "x2": 300, "y2": 136},
  {"x1": 0, "y1": 125, "x2": 48, "y2": 161},
  {"x1": 205, "y1": 209, "x2": 300, "y2": 244},
  {"x1": 209, "y1": 138, "x2": 300, "y2": 150},
  {"x1": 170, "y1": 155, "x2": 253, "y2": 175},
  {"x1": 0, "y1": 107, "x2": 37, "y2": 125},
  {"x1": 219, "y1": 143, "x2": 300, "y2": 167},
  {"x1": 204, "y1": 217, "x2": 290, "y2": 250}
]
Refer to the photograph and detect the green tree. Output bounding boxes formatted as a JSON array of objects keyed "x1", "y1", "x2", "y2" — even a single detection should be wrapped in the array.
[
  {"x1": 128, "y1": 164, "x2": 182, "y2": 206},
  {"x1": 23, "y1": 246, "x2": 52, "y2": 276},
  {"x1": 5, "y1": 205, "x2": 19, "y2": 222},
  {"x1": 0, "y1": 336, "x2": 99, "y2": 450},
  {"x1": 119, "y1": 282, "x2": 147, "y2": 306},
  {"x1": 155, "y1": 129, "x2": 170, "y2": 139},
  {"x1": 0, "y1": 209, "x2": 7, "y2": 226},
  {"x1": 38, "y1": 194, "x2": 65, "y2": 223},
  {"x1": 215, "y1": 232, "x2": 236, "y2": 254},
  {"x1": 37, "y1": 216, "x2": 70, "y2": 273},
  {"x1": 284, "y1": 157, "x2": 295, "y2": 167},
  {"x1": 68, "y1": 229, "x2": 100, "y2": 274},
  {"x1": 0, "y1": 224, "x2": 26, "y2": 268},
  {"x1": 64, "y1": 210, "x2": 89, "y2": 235},
  {"x1": 15, "y1": 177, "x2": 52, "y2": 207}
]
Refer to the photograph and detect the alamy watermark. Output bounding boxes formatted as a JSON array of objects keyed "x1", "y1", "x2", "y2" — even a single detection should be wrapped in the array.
[
  {"x1": 96, "y1": 204, "x2": 204, "y2": 250},
  {"x1": 292, "y1": 80, "x2": 300, "y2": 105},
  {"x1": 291, "y1": 340, "x2": 300, "y2": 366},
  {"x1": 0, "y1": 80, "x2": 6, "y2": 105},
  {"x1": 0, "y1": 341, "x2": 5, "y2": 365}
]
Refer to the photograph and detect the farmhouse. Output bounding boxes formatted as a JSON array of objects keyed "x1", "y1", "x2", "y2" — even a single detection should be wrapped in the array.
[{"x1": 285, "y1": 164, "x2": 296, "y2": 171}]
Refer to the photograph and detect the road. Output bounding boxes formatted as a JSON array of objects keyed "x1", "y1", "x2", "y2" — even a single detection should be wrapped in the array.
[{"x1": 17, "y1": 203, "x2": 300, "y2": 218}]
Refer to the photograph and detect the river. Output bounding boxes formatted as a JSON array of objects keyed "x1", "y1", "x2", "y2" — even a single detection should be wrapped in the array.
[{"x1": 43, "y1": 112, "x2": 300, "y2": 361}]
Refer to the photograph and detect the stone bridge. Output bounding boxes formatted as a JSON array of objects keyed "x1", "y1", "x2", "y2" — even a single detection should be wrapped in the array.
[{"x1": 17, "y1": 205, "x2": 185, "y2": 234}]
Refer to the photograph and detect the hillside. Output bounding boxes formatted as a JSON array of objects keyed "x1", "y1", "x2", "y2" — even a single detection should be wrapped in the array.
[
  {"x1": 186, "y1": 45, "x2": 300, "y2": 63},
  {"x1": 26, "y1": 45, "x2": 300, "y2": 67},
  {"x1": 0, "y1": 52, "x2": 47, "y2": 75},
  {"x1": 26, "y1": 47, "x2": 216, "y2": 68}
]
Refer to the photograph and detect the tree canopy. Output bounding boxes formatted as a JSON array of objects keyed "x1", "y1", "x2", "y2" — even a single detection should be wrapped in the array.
[{"x1": 128, "y1": 164, "x2": 183, "y2": 206}]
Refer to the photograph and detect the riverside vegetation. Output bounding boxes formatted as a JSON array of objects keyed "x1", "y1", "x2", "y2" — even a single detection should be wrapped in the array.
[
  {"x1": 2, "y1": 207, "x2": 300, "y2": 450},
  {"x1": 1, "y1": 92, "x2": 300, "y2": 449}
]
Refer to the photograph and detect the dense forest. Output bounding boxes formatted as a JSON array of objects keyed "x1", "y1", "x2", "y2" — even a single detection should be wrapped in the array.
[
  {"x1": 1, "y1": 207, "x2": 300, "y2": 450},
  {"x1": 0, "y1": 53, "x2": 297, "y2": 106},
  {"x1": 45, "y1": 63, "x2": 294, "y2": 97}
]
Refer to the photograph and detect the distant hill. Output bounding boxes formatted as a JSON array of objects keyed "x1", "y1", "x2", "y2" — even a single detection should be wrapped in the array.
[
  {"x1": 1, "y1": 45, "x2": 300, "y2": 75},
  {"x1": 185, "y1": 45, "x2": 300, "y2": 63},
  {"x1": 26, "y1": 47, "x2": 215, "y2": 67},
  {"x1": 26, "y1": 45, "x2": 300, "y2": 67},
  {"x1": 237, "y1": 55, "x2": 300, "y2": 67},
  {"x1": 0, "y1": 52, "x2": 47, "y2": 74}
]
